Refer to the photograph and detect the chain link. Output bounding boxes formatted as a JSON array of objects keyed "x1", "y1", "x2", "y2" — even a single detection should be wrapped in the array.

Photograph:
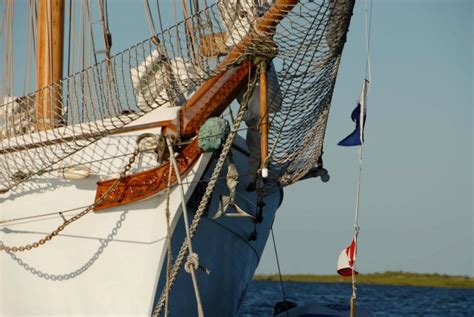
[{"x1": 0, "y1": 147, "x2": 141, "y2": 253}]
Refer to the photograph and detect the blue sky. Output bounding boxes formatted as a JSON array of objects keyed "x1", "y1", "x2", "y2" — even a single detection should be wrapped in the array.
[
  {"x1": 257, "y1": 0, "x2": 473, "y2": 276},
  {"x1": 4, "y1": 0, "x2": 472, "y2": 276}
]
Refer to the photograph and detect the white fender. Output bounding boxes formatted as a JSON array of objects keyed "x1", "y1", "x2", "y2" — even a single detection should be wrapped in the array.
[{"x1": 61, "y1": 166, "x2": 91, "y2": 180}]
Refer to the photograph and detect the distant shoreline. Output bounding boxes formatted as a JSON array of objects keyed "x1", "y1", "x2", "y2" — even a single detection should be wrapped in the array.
[{"x1": 253, "y1": 272, "x2": 474, "y2": 289}]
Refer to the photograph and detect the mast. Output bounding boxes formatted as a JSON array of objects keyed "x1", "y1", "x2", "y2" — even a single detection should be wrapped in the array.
[{"x1": 36, "y1": 0, "x2": 65, "y2": 131}]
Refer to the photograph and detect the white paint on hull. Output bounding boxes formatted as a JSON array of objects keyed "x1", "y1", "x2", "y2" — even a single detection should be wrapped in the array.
[
  {"x1": 1, "y1": 105, "x2": 283, "y2": 316},
  {"x1": 1, "y1": 154, "x2": 211, "y2": 316}
]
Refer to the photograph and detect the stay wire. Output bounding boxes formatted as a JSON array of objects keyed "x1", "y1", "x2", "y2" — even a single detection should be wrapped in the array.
[
  {"x1": 271, "y1": 227, "x2": 289, "y2": 317},
  {"x1": 364, "y1": 0, "x2": 373, "y2": 85},
  {"x1": 144, "y1": 0, "x2": 157, "y2": 36}
]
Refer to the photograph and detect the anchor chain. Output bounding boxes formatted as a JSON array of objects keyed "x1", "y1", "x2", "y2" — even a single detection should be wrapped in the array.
[{"x1": 0, "y1": 142, "x2": 143, "y2": 253}]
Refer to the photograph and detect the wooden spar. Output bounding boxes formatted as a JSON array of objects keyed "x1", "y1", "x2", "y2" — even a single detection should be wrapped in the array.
[
  {"x1": 36, "y1": 0, "x2": 65, "y2": 131},
  {"x1": 175, "y1": 60, "x2": 255, "y2": 138},
  {"x1": 259, "y1": 62, "x2": 269, "y2": 178},
  {"x1": 222, "y1": 0, "x2": 299, "y2": 68},
  {"x1": 169, "y1": 0, "x2": 299, "y2": 139},
  {"x1": 94, "y1": 0, "x2": 300, "y2": 210}
]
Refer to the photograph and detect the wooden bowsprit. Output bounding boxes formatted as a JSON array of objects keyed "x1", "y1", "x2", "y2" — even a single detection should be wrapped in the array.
[{"x1": 93, "y1": 0, "x2": 300, "y2": 210}]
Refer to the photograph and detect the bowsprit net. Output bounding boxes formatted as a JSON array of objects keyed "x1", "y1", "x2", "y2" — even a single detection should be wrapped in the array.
[{"x1": 0, "y1": 0, "x2": 354, "y2": 194}]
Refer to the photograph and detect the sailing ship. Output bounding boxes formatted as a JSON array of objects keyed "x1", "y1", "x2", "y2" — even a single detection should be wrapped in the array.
[{"x1": 0, "y1": 0, "x2": 355, "y2": 316}]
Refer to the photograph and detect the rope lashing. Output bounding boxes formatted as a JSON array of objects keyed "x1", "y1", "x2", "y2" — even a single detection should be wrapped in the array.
[{"x1": 184, "y1": 253, "x2": 200, "y2": 273}]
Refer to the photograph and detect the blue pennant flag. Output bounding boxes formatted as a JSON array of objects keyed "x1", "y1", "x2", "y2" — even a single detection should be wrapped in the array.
[{"x1": 338, "y1": 80, "x2": 368, "y2": 147}]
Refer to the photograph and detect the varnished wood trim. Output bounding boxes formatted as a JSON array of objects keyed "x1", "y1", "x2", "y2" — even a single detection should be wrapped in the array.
[
  {"x1": 168, "y1": 0, "x2": 300, "y2": 139},
  {"x1": 36, "y1": 0, "x2": 65, "y2": 131},
  {"x1": 260, "y1": 63, "x2": 268, "y2": 169},
  {"x1": 93, "y1": 139, "x2": 202, "y2": 211}
]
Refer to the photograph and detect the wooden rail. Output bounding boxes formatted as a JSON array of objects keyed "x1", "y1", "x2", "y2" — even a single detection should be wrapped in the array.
[{"x1": 0, "y1": 121, "x2": 171, "y2": 155}]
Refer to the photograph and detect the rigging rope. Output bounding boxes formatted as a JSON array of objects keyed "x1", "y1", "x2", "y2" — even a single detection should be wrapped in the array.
[
  {"x1": 144, "y1": 0, "x2": 158, "y2": 36},
  {"x1": 164, "y1": 163, "x2": 173, "y2": 317},
  {"x1": 152, "y1": 62, "x2": 259, "y2": 317},
  {"x1": 271, "y1": 227, "x2": 289, "y2": 317},
  {"x1": 364, "y1": 0, "x2": 373, "y2": 85},
  {"x1": 166, "y1": 135, "x2": 204, "y2": 317},
  {"x1": 1, "y1": 0, "x2": 355, "y2": 210},
  {"x1": 350, "y1": 1, "x2": 373, "y2": 314}
]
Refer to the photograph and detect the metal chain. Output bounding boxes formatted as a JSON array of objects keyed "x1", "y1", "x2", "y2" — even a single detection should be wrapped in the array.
[
  {"x1": 0, "y1": 145, "x2": 141, "y2": 253},
  {"x1": 152, "y1": 64, "x2": 260, "y2": 316}
]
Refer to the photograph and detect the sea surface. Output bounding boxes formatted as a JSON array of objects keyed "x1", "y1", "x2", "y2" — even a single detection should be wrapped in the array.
[{"x1": 239, "y1": 281, "x2": 474, "y2": 317}]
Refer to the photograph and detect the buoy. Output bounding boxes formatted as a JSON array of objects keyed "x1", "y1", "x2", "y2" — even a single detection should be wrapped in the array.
[{"x1": 198, "y1": 117, "x2": 230, "y2": 152}]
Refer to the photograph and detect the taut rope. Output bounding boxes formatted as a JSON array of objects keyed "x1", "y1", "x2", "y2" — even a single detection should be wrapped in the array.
[{"x1": 151, "y1": 63, "x2": 259, "y2": 317}]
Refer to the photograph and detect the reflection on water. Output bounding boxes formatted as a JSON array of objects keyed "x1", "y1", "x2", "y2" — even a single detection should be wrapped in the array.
[{"x1": 239, "y1": 281, "x2": 474, "y2": 316}]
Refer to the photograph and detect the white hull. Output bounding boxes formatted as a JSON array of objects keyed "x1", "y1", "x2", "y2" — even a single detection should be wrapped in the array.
[{"x1": 0, "y1": 107, "x2": 282, "y2": 316}]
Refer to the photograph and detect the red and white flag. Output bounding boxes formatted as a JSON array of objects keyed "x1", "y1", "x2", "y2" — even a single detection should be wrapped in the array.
[{"x1": 336, "y1": 238, "x2": 358, "y2": 277}]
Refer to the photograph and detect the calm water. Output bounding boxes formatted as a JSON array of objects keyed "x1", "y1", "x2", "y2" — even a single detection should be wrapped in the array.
[{"x1": 239, "y1": 281, "x2": 474, "y2": 317}]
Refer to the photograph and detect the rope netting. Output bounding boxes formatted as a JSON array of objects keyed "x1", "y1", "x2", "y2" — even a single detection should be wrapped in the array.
[{"x1": 0, "y1": 0, "x2": 354, "y2": 193}]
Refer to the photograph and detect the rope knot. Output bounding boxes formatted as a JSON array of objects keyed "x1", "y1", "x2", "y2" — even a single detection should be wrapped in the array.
[
  {"x1": 248, "y1": 30, "x2": 278, "y2": 61},
  {"x1": 184, "y1": 252, "x2": 200, "y2": 273},
  {"x1": 354, "y1": 225, "x2": 360, "y2": 235}
]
